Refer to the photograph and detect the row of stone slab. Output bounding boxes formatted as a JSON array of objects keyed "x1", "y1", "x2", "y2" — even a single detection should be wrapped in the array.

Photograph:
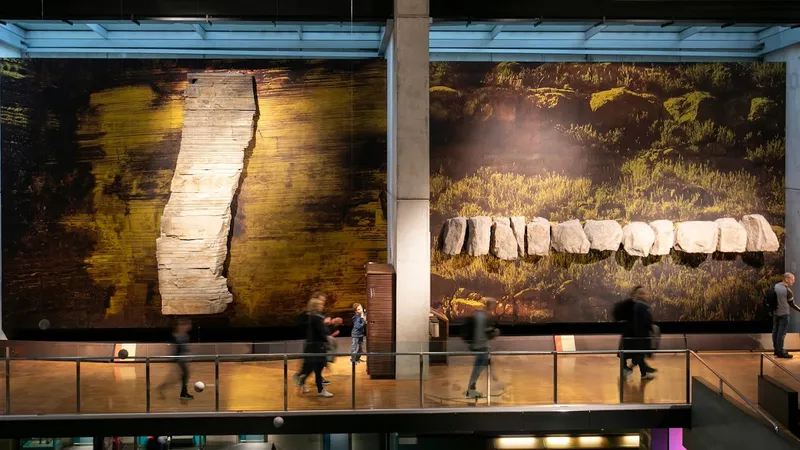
[{"x1": 440, "y1": 215, "x2": 780, "y2": 260}]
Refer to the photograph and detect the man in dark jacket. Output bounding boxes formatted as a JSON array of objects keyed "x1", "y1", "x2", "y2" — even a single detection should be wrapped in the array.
[
  {"x1": 613, "y1": 286, "x2": 657, "y2": 380},
  {"x1": 293, "y1": 294, "x2": 334, "y2": 397},
  {"x1": 351, "y1": 303, "x2": 366, "y2": 363}
]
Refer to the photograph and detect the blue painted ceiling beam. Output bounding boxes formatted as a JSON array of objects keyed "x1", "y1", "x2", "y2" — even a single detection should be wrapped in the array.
[{"x1": 2, "y1": 19, "x2": 798, "y2": 59}]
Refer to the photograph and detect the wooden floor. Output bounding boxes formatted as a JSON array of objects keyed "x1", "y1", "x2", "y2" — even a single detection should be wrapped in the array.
[{"x1": 0, "y1": 352, "x2": 798, "y2": 415}]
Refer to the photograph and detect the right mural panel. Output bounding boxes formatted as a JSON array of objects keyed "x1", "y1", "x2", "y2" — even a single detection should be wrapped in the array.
[{"x1": 429, "y1": 62, "x2": 786, "y2": 323}]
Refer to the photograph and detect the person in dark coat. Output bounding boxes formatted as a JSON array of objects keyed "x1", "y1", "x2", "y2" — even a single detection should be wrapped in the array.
[
  {"x1": 293, "y1": 294, "x2": 334, "y2": 397},
  {"x1": 157, "y1": 318, "x2": 193, "y2": 399},
  {"x1": 613, "y1": 286, "x2": 658, "y2": 380}
]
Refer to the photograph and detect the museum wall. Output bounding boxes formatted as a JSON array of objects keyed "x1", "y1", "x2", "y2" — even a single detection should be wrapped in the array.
[
  {"x1": 1, "y1": 59, "x2": 387, "y2": 333},
  {"x1": 430, "y1": 62, "x2": 786, "y2": 324}
]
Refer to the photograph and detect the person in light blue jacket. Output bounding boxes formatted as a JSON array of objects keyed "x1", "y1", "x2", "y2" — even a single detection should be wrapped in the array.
[{"x1": 351, "y1": 303, "x2": 367, "y2": 363}]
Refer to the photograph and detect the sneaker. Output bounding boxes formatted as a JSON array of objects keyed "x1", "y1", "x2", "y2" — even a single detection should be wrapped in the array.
[
  {"x1": 622, "y1": 367, "x2": 633, "y2": 379},
  {"x1": 465, "y1": 389, "x2": 483, "y2": 399},
  {"x1": 778, "y1": 352, "x2": 794, "y2": 359},
  {"x1": 322, "y1": 379, "x2": 331, "y2": 386},
  {"x1": 318, "y1": 390, "x2": 334, "y2": 398},
  {"x1": 292, "y1": 373, "x2": 302, "y2": 387},
  {"x1": 180, "y1": 392, "x2": 194, "y2": 400},
  {"x1": 641, "y1": 372, "x2": 657, "y2": 381}
]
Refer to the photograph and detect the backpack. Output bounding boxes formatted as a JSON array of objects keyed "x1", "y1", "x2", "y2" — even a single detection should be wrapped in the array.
[
  {"x1": 461, "y1": 316, "x2": 476, "y2": 342},
  {"x1": 764, "y1": 286, "x2": 778, "y2": 313}
]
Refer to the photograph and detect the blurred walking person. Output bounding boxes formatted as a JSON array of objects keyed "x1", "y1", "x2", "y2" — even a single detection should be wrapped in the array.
[
  {"x1": 463, "y1": 297, "x2": 503, "y2": 399},
  {"x1": 613, "y1": 286, "x2": 657, "y2": 380},
  {"x1": 157, "y1": 318, "x2": 193, "y2": 400},
  {"x1": 293, "y1": 293, "x2": 334, "y2": 397}
]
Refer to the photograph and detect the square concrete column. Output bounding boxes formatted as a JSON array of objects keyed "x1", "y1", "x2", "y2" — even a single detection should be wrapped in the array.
[
  {"x1": 387, "y1": 0, "x2": 430, "y2": 379},
  {"x1": 786, "y1": 44, "x2": 800, "y2": 277}
]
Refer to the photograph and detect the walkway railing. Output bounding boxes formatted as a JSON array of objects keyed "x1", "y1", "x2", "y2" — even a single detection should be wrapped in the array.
[
  {"x1": 0, "y1": 346, "x2": 781, "y2": 433},
  {"x1": 690, "y1": 350, "x2": 779, "y2": 432}
]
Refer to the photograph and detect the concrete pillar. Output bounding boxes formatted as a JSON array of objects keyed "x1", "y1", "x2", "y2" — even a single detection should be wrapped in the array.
[
  {"x1": 387, "y1": 0, "x2": 430, "y2": 379},
  {"x1": 783, "y1": 45, "x2": 800, "y2": 331},
  {"x1": 0, "y1": 70, "x2": 5, "y2": 340},
  {"x1": 786, "y1": 44, "x2": 800, "y2": 277}
]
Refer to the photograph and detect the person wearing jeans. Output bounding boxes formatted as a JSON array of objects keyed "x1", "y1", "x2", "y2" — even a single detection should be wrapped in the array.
[
  {"x1": 465, "y1": 298, "x2": 503, "y2": 399},
  {"x1": 351, "y1": 303, "x2": 366, "y2": 363},
  {"x1": 773, "y1": 273, "x2": 798, "y2": 358}
]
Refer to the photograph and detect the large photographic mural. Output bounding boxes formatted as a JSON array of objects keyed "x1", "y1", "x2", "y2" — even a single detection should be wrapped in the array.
[
  {"x1": 1, "y1": 60, "x2": 387, "y2": 331},
  {"x1": 0, "y1": 59, "x2": 788, "y2": 331},
  {"x1": 430, "y1": 62, "x2": 786, "y2": 323}
]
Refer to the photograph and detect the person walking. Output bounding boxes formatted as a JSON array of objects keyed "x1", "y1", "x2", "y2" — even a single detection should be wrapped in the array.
[
  {"x1": 157, "y1": 318, "x2": 193, "y2": 400},
  {"x1": 293, "y1": 294, "x2": 334, "y2": 397},
  {"x1": 464, "y1": 297, "x2": 504, "y2": 399},
  {"x1": 613, "y1": 286, "x2": 657, "y2": 380},
  {"x1": 351, "y1": 303, "x2": 367, "y2": 364},
  {"x1": 773, "y1": 272, "x2": 798, "y2": 358}
]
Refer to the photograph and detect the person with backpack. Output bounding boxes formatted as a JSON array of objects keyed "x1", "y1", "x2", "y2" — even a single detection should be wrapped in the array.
[
  {"x1": 613, "y1": 286, "x2": 658, "y2": 380},
  {"x1": 770, "y1": 273, "x2": 798, "y2": 358},
  {"x1": 463, "y1": 297, "x2": 504, "y2": 399}
]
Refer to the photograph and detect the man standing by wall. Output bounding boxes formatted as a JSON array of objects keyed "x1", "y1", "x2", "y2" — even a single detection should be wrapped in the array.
[{"x1": 773, "y1": 272, "x2": 798, "y2": 358}]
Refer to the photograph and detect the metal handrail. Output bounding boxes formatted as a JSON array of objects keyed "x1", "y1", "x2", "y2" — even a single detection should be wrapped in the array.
[
  {"x1": 689, "y1": 350, "x2": 779, "y2": 433},
  {"x1": 0, "y1": 348, "x2": 684, "y2": 363},
  {"x1": 760, "y1": 353, "x2": 800, "y2": 385},
  {"x1": 2, "y1": 347, "x2": 690, "y2": 415}
]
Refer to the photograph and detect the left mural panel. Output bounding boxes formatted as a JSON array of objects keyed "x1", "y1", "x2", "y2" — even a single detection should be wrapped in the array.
[{"x1": 0, "y1": 59, "x2": 387, "y2": 332}]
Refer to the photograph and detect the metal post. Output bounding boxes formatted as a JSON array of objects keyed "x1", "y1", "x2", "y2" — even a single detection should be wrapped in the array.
[
  {"x1": 351, "y1": 358, "x2": 356, "y2": 409},
  {"x1": 214, "y1": 357, "x2": 220, "y2": 412},
  {"x1": 283, "y1": 354, "x2": 288, "y2": 411},
  {"x1": 719, "y1": 378, "x2": 724, "y2": 395},
  {"x1": 760, "y1": 353, "x2": 764, "y2": 376},
  {"x1": 685, "y1": 350, "x2": 690, "y2": 404},
  {"x1": 618, "y1": 350, "x2": 624, "y2": 404},
  {"x1": 5, "y1": 347, "x2": 10, "y2": 414},
  {"x1": 418, "y1": 353, "x2": 424, "y2": 408},
  {"x1": 553, "y1": 352, "x2": 558, "y2": 404},
  {"x1": 486, "y1": 351, "x2": 491, "y2": 407},
  {"x1": 145, "y1": 357, "x2": 151, "y2": 413},
  {"x1": 76, "y1": 360, "x2": 81, "y2": 413}
]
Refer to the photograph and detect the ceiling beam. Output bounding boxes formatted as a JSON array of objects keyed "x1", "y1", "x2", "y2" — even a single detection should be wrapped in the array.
[
  {"x1": 585, "y1": 24, "x2": 606, "y2": 40},
  {"x1": 490, "y1": 25, "x2": 503, "y2": 40},
  {"x1": 757, "y1": 26, "x2": 787, "y2": 41},
  {"x1": 679, "y1": 26, "x2": 706, "y2": 40},
  {"x1": 378, "y1": 19, "x2": 393, "y2": 56},
  {"x1": 433, "y1": 47, "x2": 758, "y2": 58},
  {"x1": 22, "y1": 38, "x2": 378, "y2": 50},
  {"x1": 0, "y1": 23, "x2": 26, "y2": 50},
  {"x1": 86, "y1": 24, "x2": 108, "y2": 39},
  {"x1": 759, "y1": 27, "x2": 800, "y2": 55},
  {"x1": 191, "y1": 24, "x2": 206, "y2": 39},
  {"x1": 22, "y1": 47, "x2": 376, "y2": 59}
]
